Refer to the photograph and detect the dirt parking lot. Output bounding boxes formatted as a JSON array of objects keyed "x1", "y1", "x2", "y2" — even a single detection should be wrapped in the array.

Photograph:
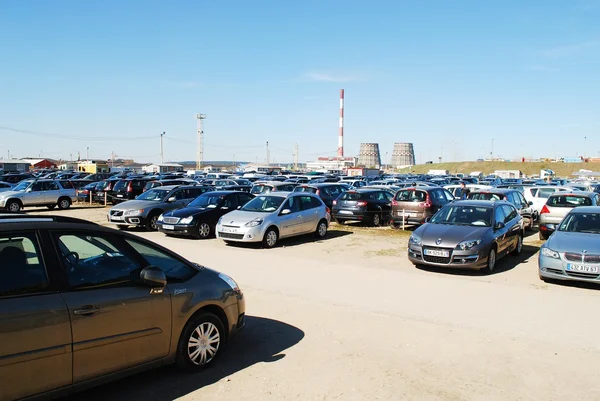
[{"x1": 31, "y1": 205, "x2": 600, "y2": 400}]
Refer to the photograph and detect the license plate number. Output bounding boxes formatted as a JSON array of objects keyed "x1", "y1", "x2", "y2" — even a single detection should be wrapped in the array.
[
  {"x1": 567, "y1": 264, "x2": 599, "y2": 273},
  {"x1": 424, "y1": 249, "x2": 450, "y2": 257},
  {"x1": 117, "y1": 194, "x2": 123, "y2": 198},
  {"x1": 398, "y1": 211, "x2": 416, "y2": 217},
  {"x1": 111, "y1": 216, "x2": 124, "y2": 221},
  {"x1": 221, "y1": 227, "x2": 236, "y2": 233},
  {"x1": 162, "y1": 224, "x2": 174, "y2": 230},
  {"x1": 339, "y1": 210, "x2": 353, "y2": 215}
]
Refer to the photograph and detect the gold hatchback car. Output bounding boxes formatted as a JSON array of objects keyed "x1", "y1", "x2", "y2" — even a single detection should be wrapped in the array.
[{"x1": 0, "y1": 214, "x2": 245, "y2": 401}]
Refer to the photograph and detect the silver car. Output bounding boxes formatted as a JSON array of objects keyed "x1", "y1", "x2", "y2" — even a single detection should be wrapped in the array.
[
  {"x1": 538, "y1": 192, "x2": 600, "y2": 240},
  {"x1": 215, "y1": 192, "x2": 330, "y2": 248},
  {"x1": 0, "y1": 181, "x2": 14, "y2": 193},
  {"x1": 0, "y1": 179, "x2": 76, "y2": 212},
  {"x1": 108, "y1": 185, "x2": 211, "y2": 231},
  {"x1": 539, "y1": 207, "x2": 600, "y2": 284}
]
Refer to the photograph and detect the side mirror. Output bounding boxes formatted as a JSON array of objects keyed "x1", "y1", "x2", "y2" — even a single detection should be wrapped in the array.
[
  {"x1": 495, "y1": 222, "x2": 505, "y2": 230},
  {"x1": 528, "y1": 201, "x2": 533, "y2": 206},
  {"x1": 140, "y1": 266, "x2": 166, "y2": 288},
  {"x1": 167, "y1": 196, "x2": 177, "y2": 202},
  {"x1": 280, "y1": 209, "x2": 291, "y2": 215}
]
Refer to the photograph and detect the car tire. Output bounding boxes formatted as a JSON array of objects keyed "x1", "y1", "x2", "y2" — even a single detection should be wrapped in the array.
[
  {"x1": 511, "y1": 235, "x2": 523, "y2": 256},
  {"x1": 176, "y1": 312, "x2": 225, "y2": 371},
  {"x1": 6, "y1": 200, "x2": 21, "y2": 213},
  {"x1": 538, "y1": 231, "x2": 547, "y2": 241},
  {"x1": 372, "y1": 213, "x2": 381, "y2": 227},
  {"x1": 145, "y1": 212, "x2": 160, "y2": 231},
  {"x1": 335, "y1": 219, "x2": 346, "y2": 225},
  {"x1": 46, "y1": 204, "x2": 56, "y2": 210},
  {"x1": 57, "y1": 198, "x2": 71, "y2": 210},
  {"x1": 482, "y1": 247, "x2": 497, "y2": 274},
  {"x1": 197, "y1": 222, "x2": 211, "y2": 239},
  {"x1": 314, "y1": 219, "x2": 328, "y2": 238},
  {"x1": 262, "y1": 227, "x2": 279, "y2": 248}
]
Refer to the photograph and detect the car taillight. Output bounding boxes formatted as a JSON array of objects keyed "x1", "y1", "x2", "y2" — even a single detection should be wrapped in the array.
[
  {"x1": 316, "y1": 190, "x2": 320, "y2": 195},
  {"x1": 127, "y1": 182, "x2": 133, "y2": 192},
  {"x1": 326, "y1": 207, "x2": 331, "y2": 214},
  {"x1": 418, "y1": 194, "x2": 432, "y2": 208},
  {"x1": 357, "y1": 201, "x2": 368, "y2": 207},
  {"x1": 391, "y1": 199, "x2": 398, "y2": 206},
  {"x1": 540, "y1": 205, "x2": 550, "y2": 214}
]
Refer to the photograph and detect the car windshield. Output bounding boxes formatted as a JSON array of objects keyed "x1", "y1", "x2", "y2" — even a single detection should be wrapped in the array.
[
  {"x1": 188, "y1": 194, "x2": 223, "y2": 208},
  {"x1": 241, "y1": 195, "x2": 286, "y2": 212},
  {"x1": 547, "y1": 195, "x2": 591, "y2": 207},
  {"x1": 558, "y1": 213, "x2": 600, "y2": 234},
  {"x1": 468, "y1": 193, "x2": 504, "y2": 201},
  {"x1": 251, "y1": 185, "x2": 273, "y2": 194},
  {"x1": 12, "y1": 181, "x2": 32, "y2": 191},
  {"x1": 430, "y1": 205, "x2": 493, "y2": 227},
  {"x1": 294, "y1": 186, "x2": 317, "y2": 193},
  {"x1": 136, "y1": 189, "x2": 169, "y2": 201}
]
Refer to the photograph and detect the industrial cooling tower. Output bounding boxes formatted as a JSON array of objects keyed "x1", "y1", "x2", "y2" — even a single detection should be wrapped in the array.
[
  {"x1": 390, "y1": 142, "x2": 415, "y2": 168},
  {"x1": 357, "y1": 143, "x2": 382, "y2": 168}
]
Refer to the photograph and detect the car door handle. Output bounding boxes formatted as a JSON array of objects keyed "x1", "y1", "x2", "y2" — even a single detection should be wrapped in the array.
[{"x1": 73, "y1": 307, "x2": 101, "y2": 316}]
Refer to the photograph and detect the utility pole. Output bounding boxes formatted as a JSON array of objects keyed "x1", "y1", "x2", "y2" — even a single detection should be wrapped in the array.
[
  {"x1": 294, "y1": 142, "x2": 299, "y2": 170},
  {"x1": 266, "y1": 141, "x2": 270, "y2": 166},
  {"x1": 584, "y1": 136, "x2": 587, "y2": 159},
  {"x1": 196, "y1": 113, "x2": 206, "y2": 170},
  {"x1": 86, "y1": 146, "x2": 89, "y2": 161},
  {"x1": 160, "y1": 132, "x2": 165, "y2": 165},
  {"x1": 491, "y1": 138, "x2": 494, "y2": 160}
]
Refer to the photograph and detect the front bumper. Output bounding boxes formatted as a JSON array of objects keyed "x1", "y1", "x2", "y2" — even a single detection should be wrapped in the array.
[
  {"x1": 107, "y1": 213, "x2": 147, "y2": 226},
  {"x1": 215, "y1": 223, "x2": 265, "y2": 243},
  {"x1": 407, "y1": 244, "x2": 488, "y2": 270},
  {"x1": 539, "y1": 254, "x2": 600, "y2": 283},
  {"x1": 156, "y1": 222, "x2": 196, "y2": 236}
]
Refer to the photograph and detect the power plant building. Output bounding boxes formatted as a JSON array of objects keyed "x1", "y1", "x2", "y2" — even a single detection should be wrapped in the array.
[
  {"x1": 357, "y1": 143, "x2": 382, "y2": 168},
  {"x1": 390, "y1": 142, "x2": 415, "y2": 168}
]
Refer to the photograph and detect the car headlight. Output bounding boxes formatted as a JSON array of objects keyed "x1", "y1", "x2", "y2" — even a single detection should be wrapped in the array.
[
  {"x1": 217, "y1": 216, "x2": 223, "y2": 225},
  {"x1": 409, "y1": 234, "x2": 422, "y2": 246},
  {"x1": 125, "y1": 209, "x2": 144, "y2": 215},
  {"x1": 541, "y1": 247, "x2": 560, "y2": 259},
  {"x1": 180, "y1": 216, "x2": 193, "y2": 224},
  {"x1": 245, "y1": 218, "x2": 264, "y2": 227},
  {"x1": 218, "y1": 272, "x2": 240, "y2": 292},
  {"x1": 457, "y1": 239, "x2": 482, "y2": 250},
  {"x1": 157, "y1": 214, "x2": 164, "y2": 222}
]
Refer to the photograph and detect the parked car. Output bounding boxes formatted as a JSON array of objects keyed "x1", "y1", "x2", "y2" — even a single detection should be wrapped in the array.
[
  {"x1": 293, "y1": 183, "x2": 348, "y2": 209},
  {"x1": 467, "y1": 189, "x2": 536, "y2": 230},
  {"x1": 0, "y1": 181, "x2": 14, "y2": 192},
  {"x1": 332, "y1": 189, "x2": 394, "y2": 226},
  {"x1": 215, "y1": 192, "x2": 330, "y2": 248},
  {"x1": 81, "y1": 172, "x2": 114, "y2": 181},
  {"x1": 0, "y1": 213, "x2": 245, "y2": 401},
  {"x1": 539, "y1": 207, "x2": 600, "y2": 284},
  {"x1": 111, "y1": 177, "x2": 154, "y2": 204},
  {"x1": 107, "y1": 185, "x2": 212, "y2": 230},
  {"x1": 538, "y1": 192, "x2": 600, "y2": 240},
  {"x1": 392, "y1": 186, "x2": 455, "y2": 226},
  {"x1": 250, "y1": 181, "x2": 298, "y2": 195},
  {"x1": 76, "y1": 182, "x2": 100, "y2": 201},
  {"x1": 157, "y1": 191, "x2": 255, "y2": 238},
  {"x1": 0, "y1": 173, "x2": 33, "y2": 184},
  {"x1": 339, "y1": 179, "x2": 367, "y2": 189},
  {"x1": 143, "y1": 179, "x2": 198, "y2": 192},
  {"x1": 407, "y1": 200, "x2": 523, "y2": 273},
  {"x1": 444, "y1": 184, "x2": 492, "y2": 199},
  {"x1": 0, "y1": 179, "x2": 76, "y2": 212}
]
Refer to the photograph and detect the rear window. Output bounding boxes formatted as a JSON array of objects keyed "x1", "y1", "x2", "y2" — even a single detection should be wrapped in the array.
[
  {"x1": 113, "y1": 180, "x2": 126, "y2": 191},
  {"x1": 293, "y1": 186, "x2": 317, "y2": 193},
  {"x1": 395, "y1": 190, "x2": 426, "y2": 202},
  {"x1": 339, "y1": 192, "x2": 367, "y2": 201},
  {"x1": 547, "y1": 195, "x2": 592, "y2": 207},
  {"x1": 468, "y1": 192, "x2": 504, "y2": 201}
]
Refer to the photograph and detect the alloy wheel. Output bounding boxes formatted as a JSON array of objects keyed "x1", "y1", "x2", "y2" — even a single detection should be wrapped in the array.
[
  {"x1": 187, "y1": 322, "x2": 220, "y2": 366},
  {"x1": 59, "y1": 199, "x2": 70, "y2": 209},
  {"x1": 517, "y1": 236, "x2": 523, "y2": 253},
  {"x1": 198, "y1": 222, "x2": 211, "y2": 238},
  {"x1": 488, "y1": 249, "x2": 496, "y2": 272},
  {"x1": 266, "y1": 230, "x2": 278, "y2": 247},
  {"x1": 318, "y1": 222, "x2": 327, "y2": 237},
  {"x1": 373, "y1": 214, "x2": 380, "y2": 226},
  {"x1": 150, "y1": 215, "x2": 159, "y2": 230},
  {"x1": 8, "y1": 202, "x2": 20, "y2": 212}
]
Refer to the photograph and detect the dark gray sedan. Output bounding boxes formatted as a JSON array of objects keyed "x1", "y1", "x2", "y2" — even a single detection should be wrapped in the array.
[{"x1": 407, "y1": 200, "x2": 524, "y2": 273}]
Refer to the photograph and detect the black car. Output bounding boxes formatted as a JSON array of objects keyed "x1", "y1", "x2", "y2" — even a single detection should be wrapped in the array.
[
  {"x1": 111, "y1": 177, "x2": 154, "y2": 204},
  {"x1": 0, "y1": 173, "x2": 33, "y2": 184},
  {"x1": 293, "y1": 183, "x2": 347, "y2": 209},
  {"x1": 157, "y1": 191, "x2": 255, "y2": 238},
  {"x1": 468, "y1": 188, "x2": 536, "y2": 230},
  {"x1": 221, "y1": 179, "x2": 253, "y2": 192},
  {"x1": 332, "y1": 189, "x2": 394, "y2": 226}
]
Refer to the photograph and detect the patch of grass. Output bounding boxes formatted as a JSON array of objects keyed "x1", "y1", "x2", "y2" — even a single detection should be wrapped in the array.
[{"x1": 331, "y1": 222, "x2": 413, "y2": 238}]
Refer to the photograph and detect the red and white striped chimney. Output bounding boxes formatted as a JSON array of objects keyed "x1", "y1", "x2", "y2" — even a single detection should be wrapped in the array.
[{"x1": 337, "y1": 89, "x2": 344, "y2": 158}]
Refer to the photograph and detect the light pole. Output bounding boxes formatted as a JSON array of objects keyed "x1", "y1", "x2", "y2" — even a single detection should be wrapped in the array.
[
  {"x1": 584, "y1": 136, "x2": 587, "y2": 159},
  {"x1": 160, "y1": 132, "x2": 165, "y2": 165}
]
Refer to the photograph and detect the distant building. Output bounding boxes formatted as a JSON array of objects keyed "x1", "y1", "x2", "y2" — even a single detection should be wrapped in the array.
[
  {"x1": 390, "y1": 143, "x2": 415, "y2": 168},
  {"x1": 563, "y1": 157, "x2": 583, "y2": 163},
  {"x1": 58, "y1": 161, "x2": 79, "y2": 171},
  {"x1": 357, "y1": 143, "x2": 381, "y2": 168},
  {"x1": 243, "y1": 165, "x2": 283, "y2": 174},
  {"x1": 78, "y1": 160, "x2": 109, "y2": 173},
  {"x1": 494, "y1": 170, "x2": 523, "y2": 179},
  {"x1": 142, "y1": 163, "x2": 184, "y2": 174},
  {"x1": 21, "y1": 158, "x2": 57, "y2": 169},
  {"x1": 0, "y1": 159, "x2": 29, "y2": 173},
  {"x1": 306, "y1": 157, "x2": 356, "y2": 173}
]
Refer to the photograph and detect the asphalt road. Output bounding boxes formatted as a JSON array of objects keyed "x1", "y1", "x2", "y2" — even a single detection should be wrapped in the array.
[{"x1": 51, "y1": 211, "x2": 600, "y2": 401}]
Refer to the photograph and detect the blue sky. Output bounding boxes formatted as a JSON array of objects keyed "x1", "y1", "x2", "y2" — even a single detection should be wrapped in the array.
[{"x1": 1, "y1": 0, "x2": 599, "y2": 164}]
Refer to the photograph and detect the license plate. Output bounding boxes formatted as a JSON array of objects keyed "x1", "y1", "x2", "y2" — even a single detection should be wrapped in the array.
[
  {"x1": 398, "y1": 211, "x2": 416, "y2": 217},
  {"x1": 339, "y1": 210, "x2": 353, "y2": 215},
  {"x1": 117, "y1": 194, "x2": 123, "y2": 198},
  {"x1": 221, "y1": 227, "x2": 237, "y2": 233},
  {"x1": 424, "y1": 249, "x2": 450, "y2": 257},
  {"x1": 162, "y1": 224, "x2": 174, "y2": 230},
  {"x1": 567, "y1": 264, "x2": 599, "y2": 273},
  {"x1": 111, "y1": 216, "x2": 124, "y2": 221}
]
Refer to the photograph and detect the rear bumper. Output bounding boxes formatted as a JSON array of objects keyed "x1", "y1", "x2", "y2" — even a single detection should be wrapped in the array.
[{"x1": 332, "y1": 209, "x2": 372, "y2": 221}]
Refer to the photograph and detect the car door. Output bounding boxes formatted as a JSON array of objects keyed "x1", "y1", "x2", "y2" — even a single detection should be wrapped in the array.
[
  {"x1": 25, "y1": 181, "x2": 45, "y2": 206},
  {"x1": 493, "y1": 205, "x2": 510, "y2": 254},
  {"x1": 501, "y1": 204, "x2": 522, "y2": 249},
  {"x1": 278, "y1": 196, "x2": 303, "y2": 237},
  {"x1": 219, "y1": 194, "x2": 239, "y2": 218},
  {"x1": 0, "y1": 232, "x2": 72, "y2": 401},
  {"x1": 52, "y1": 232, "x2": 171, "y2": 383},
  {"x1": 297, "y1": 195, "x2": 321, "y2": 233},
  {"x1": 42, "y1": 180, "x2": 61, "y2": 204}
]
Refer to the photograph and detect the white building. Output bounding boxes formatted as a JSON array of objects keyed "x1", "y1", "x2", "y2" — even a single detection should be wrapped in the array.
[
  {"x1": 58, "y1": 161, "x2": 79, "y2": 171},
  {"x1": 142, "y1": 163, "x2": 184, "y2": 174},
  {"x1": 305, "y1": 157, "x2": 356, "y2": 173},
  {"x1": 494, "y1": 170, "x2": 523, "y2": 179}
]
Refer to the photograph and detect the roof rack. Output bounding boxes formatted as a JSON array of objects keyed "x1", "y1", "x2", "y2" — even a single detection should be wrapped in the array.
[{"x1": 0, "y1": 214, "x2": 99, "y2": 225}]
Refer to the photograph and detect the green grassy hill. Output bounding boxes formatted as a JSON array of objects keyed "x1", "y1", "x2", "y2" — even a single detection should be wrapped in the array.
[{"x1": 398, "y1": 161, "x2": 600, "y2": 178}]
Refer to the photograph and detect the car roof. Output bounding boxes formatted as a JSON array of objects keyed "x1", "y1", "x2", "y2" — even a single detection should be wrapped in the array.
[
  {"x1": 451, "y1": 200, "x2": 501, "y2": 207},
  {"x1": 0, "y1": 214, "x2": 101, "y2": 228},
  {"x1": 297, "y1": 183, "x2": 341, "y2": 188},
  {"x1": 549, "y1": 191, "x2": 596, "y2": 197},
  {"x1": 469, "y1": 188, "x2": 516, "y2": 194},
  {"x1": 567, "y1": 206, "x2": 600, "y2": 213},
  {"x1": 200, "y1": 190, "x2": 247, "y2": 196}
]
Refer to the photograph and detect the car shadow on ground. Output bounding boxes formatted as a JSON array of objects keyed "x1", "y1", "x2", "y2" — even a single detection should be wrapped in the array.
[
  {"x1": 415, "y1": 244, "x2": 540, "y2": 277},
  {"x1": 25, "y1": 205, "x2": 107, "y2": 213},
  {"x1": 61, "y1": 316, "x2": 304, "y2": 401},
  {"x1": 225, "y1": 229, "x2": 353, "y2": 249},
  {"x1": 543, "y1": 278, "x2": 600, "y2": 291}
]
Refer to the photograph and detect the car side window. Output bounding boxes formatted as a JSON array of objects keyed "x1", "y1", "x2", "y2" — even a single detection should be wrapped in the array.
[
  {"x1": 125, "y1": 239, "x2": 196, "y2": 282},
  {"x1": 31, "y1": 182, "x2": 43, "y2": 191},
  {"x1": 237, "y1": 193, "x2": 254, "y2": 205},
  {"x1": 494, "y1": 206, "x2": 506, "y2": 225},
  {"x1": 223, "y1": 194, "x2": 238, "y2": 209},
  {"x1": 310, "y1": 196, "x2": 324, "y2": 208},
  {"x1": 0, "y1": 233, "x2": 49, "y2": 297},
  {"x1": 55, "y1": 234, "x2": 142, "y2": 290},
  {"x1": 518, "y1": 193, "x2": 528, "y2": 206},
  {"x1": 299, "y1": 195, "x2": 315, "y2": 210},
  {"x1": 283, "y1": 197, "x2": 301, "y2": 213},
  {"x1": 501, "y1": 205, "x2": 516, "y2": 223},
  {"x1": 443, "y1": 189, "x2": 455, "y2": 202}
]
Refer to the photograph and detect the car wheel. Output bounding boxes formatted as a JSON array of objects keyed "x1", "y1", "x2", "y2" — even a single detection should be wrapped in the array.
[
  {"x1": 57, "y1": 198, "x2": 71, "y2": 210},
  {"x1": 6, "y1": 200, "x2": 21, "y2": 213},
  {"x1": 262, "y1": 227, "x2": 278, "y2": 248},
  {"x1": 197, "y1": 222, "x2": 211, "y2": 239},
  {"x1": 335, "y1": 219, "x2": 346, "y2": 225},
  {"x1": 372, "y1": 213, "x2": 381, "y2": 227},
  {"x1": 176, "y1": 312, "x2": 224, "y2": 371},
  {"x1": 511, "y1": 235, "x2": 523, "y2": 256},
  {"x1": 46, "y1": 204, "x2": 56, "y2": 210},
  {"x1": 315, "y1": 219, "x2": 328, "y2": 238},
  {"x1": 145, "y1": 213, "x2": 160, "y2": 231},
  {"x1": 538, "y1": 231, "x2": 547, "y2": 241},
  {"x1": 482, "y1": 247, "x2": 497, "y2": 274}
]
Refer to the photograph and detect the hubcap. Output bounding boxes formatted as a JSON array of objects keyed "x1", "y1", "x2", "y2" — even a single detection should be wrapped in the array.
[
  {"x1": 374, "y1": 215, "x2": 380, "y2": 225},
  {"x1": 60, "y1": 200, "x2": 69, "y2": 208},
  {"x1": 150, "y1": 216, "x2": 158, "y2": 230},
  {"x1": 9, "y1": 203, "x2": 19, "y2": 212},
  {"x1": 318, "y1": 222, "x2": 327, "y2": 237},
  {"x1": 187, "y1": 322, "x2": 220, "y2": 366},
  {"x1": 489, "y1": 250, "x2": 496, "y2": 271},
  {"x1": 266, "y1": 231, "x2": 277, "y2": 247},
  {"x1": 199, "y1": 223, "x2": 210, "y2": 238}
]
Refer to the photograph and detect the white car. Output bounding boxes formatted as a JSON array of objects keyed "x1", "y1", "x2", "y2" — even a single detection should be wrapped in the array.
[
  {"x1": 522, "y1": 186, "x2": 576, "y2": 214},
  {"x1": 443, "y1": 184, "x2": 492, "y2": 199}
]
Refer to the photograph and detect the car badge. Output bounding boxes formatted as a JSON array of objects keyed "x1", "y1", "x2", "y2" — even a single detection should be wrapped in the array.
[{"x1": 435, "y1": 238, "x2": 442, "y2": 245}]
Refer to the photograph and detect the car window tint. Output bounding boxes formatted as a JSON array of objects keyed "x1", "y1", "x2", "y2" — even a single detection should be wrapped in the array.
[
  {"x1": 0, "y1": 233, "x2": 49, "y2": 297},
  {"x1": 548, "y1": 195, "x2": 592, "y2": 207},
  {"x1": 283, "y1": 197, "x2": 301, "y2": 213},
  {"x1": 31, "y1": 182, "x2": 43, "y2": 191},
  {"x1": 223, "y1": 195, "x2": 238, "y2": 209},
  {"x1": 56, "y1": 234, "x2": 141, "y2": 290},
  {"x1": 537, "y1": 188, "x2": 556, "y2": 198},
  {"x1": 310, "y1": 196, "x2": 323, "y2": 208},
  {"x1": 494, "y1": 206, "x2": 507, "y2": 224},
  {"x1": 299, "y1": 195, "x2": 315, "y2": 210},
  {"x1": 125, "y1": 239, "x2": 196, "y2": 282},
  {"x1": 237, "y1": 193, "x2": 254, "y2": 205},
  {"x1": 501, "y1": 205, "x2": 516, "y2": 223},
  {"x1": 395, "y1": 190, "x2": 426, "y2": 202}
]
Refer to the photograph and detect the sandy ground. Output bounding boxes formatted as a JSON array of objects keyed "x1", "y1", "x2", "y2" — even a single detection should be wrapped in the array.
[{"x1": 29, "y1": 205, "x2": 600, "y2": 400}]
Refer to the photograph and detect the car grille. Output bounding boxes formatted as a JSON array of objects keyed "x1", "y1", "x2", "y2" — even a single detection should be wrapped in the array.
[
  {"x1": 565, "y1": 271, "x2": 600, "y2": 280},
  {"x1": 110, "y1": 210, "x2": 124, "y2": 216},
  {"x1": 564, "y1": 253, "x2": 600, "y2": 264},
  {"x1": 163, "y1": 217, "x2": 180, "y2": 224},
  {"x1": 565, "y1": 253, "x2": 583, "y2": 262},
  {"x1": 219, "y1": 232, "x2": 245, "y2": 240},
  {"x1": 584, "y1": 255, "x2": 600, "y2": 264},
  {"x1": 221, "y1": 224, "x2": 241, "y2": 228}
]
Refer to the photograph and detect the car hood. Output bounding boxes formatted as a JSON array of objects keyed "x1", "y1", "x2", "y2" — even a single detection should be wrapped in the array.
[
  {"x1": 417, "y1": 223, "x2": 490, "y2": 247},
  {"x1": 221, "y1": 210, "x2": 272, "y2": 225},
  {"x1": 110, "y1": 199, "x2": 162, "y2": 210},
  {"x1": 546, "y1": 231, "x2": 600, "y2": 253},
  {"x1": 0, "y1": 190, "x2": 25, "y2": 198},
  {"x1": 165, "y1": 206, "x2": 217, "y2": 217}
]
